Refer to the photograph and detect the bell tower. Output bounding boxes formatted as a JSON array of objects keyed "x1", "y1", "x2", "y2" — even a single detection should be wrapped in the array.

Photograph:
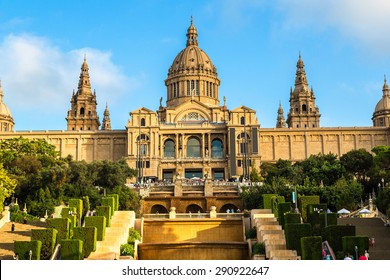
[
  {"x1": 287, "y1": 54, "x2": 321, "y2": 128},
  {"x1": 66, "y1": 56, "x2": 100, "y2": 131}
]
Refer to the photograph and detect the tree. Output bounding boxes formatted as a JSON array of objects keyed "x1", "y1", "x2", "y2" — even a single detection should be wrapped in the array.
[
  {"x1": 340, "y1": 149, "x2": 373, "y2": 182},
  {"x1": 0, "y1": 164, "x2": 17, "y2": 212}
]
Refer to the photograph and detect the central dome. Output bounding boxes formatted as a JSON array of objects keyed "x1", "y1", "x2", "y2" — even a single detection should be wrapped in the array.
[{"x1": 165, "y1": 19, "x2": 221, "y2": 108}]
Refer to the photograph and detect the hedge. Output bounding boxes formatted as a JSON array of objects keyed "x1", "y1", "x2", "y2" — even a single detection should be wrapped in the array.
[
  {"x1": 301, "y1": 236, "x2": 322, "y2": 260},
  {"x1": 96, "y1": 205, "x2": 111, "y2": 227},
  {"x1": 31, "y1": 228, "x2": 57, "y2": 260},
  {"x1": 277, "y1": 202, "x2": 291, "y2": 226},
  {"x1": 271, "y1": 195, "x2": 285, "y2": 216},
  {"x1": 299, "y1": 196, "x2": 320, "y2": 222},
  {"x1": 285, "y1": 223, "x2": 312, "y2": 256},
  {"x1": 324, "y1": 225, "x2": 356, "y2": 255},
  {"x1": 262, "y1": 194, "x2": 278, "y2": 210},
  {"x1": 342, "y1": 236, "x2": 369, "y2": 258},
  {"x1": 14, "y1": 240, "x2": 42, "y2": 260},
  {"x1": 284, "y1": 213, "x2": 301, "y2": 226},
  {"x1": 84, "y1": 216, "x2": 106, "y2": 241},
  {"x1": 68, "y1": 199, "x2": 83, "y2": 226},
  {"x1": 108, "y1": 194, "x2": 119, "y2": 211},
  {"x1": 46, "y1": 218, "x2": 70, "y2": 242},
  {"x1": 59, "y1": 239, "x2": 83, "y2": 260},
  {"x1": 73, "y1": 226, "x2": 97, "y2": 258},
  {"x1": 101, "y1": 196, "x2": 115, "y2": 216},
  {"x1": 61, "y1": 207, "x2": 77, "y2": 228},
  {"x1": 306, "y1": 203, "x2": 327, "y2": 236}
]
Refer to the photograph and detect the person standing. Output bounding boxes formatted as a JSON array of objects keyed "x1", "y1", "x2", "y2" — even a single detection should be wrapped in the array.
[{"x1": 364, "y1": 250, "x2": 370, "y2": 260}]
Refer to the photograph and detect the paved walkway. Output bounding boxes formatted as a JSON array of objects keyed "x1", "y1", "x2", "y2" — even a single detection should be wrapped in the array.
[
  {"x1": 338, "y1": 217, "x2": 390, "y2": 260},
  {"x1": 0, "y1": 222, "x2": 47, "y2": 260}
]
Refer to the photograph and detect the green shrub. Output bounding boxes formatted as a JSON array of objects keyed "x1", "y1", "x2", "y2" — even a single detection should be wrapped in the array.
[
  {"x1": 59, "y1": 239, "x2": 83, "y2": 260},
  {"x1": 284, "y1": 213, "x2": 300, "y2": 226},
  {"x1": 14, "y1": 240, "x2": 42, "y2": 260},
  {"x1": 68, "y1": 199, "x2": 83, "y2": 226},
  {"x1": 285, "y1": 223, "x2": 312, "y2": 256},
  {"x1": 342, "y1": 236, "x2": 369, "y2": 257},
  {"x1": 252, "y1": 242, "x2": 265, "y2": 255},
  {"x1": 108, "y1": 194, "x2": 119, "y2": 211},
  {"x1": 84, "y1": 216, "x2": 106, "y2": 241},
  {"x1": 46, "y1": 218, "x2": 70, "y2": 242},
  {"x1": 128, "y1": 228, "x2": 141, "y2": 244},
  {"x1": 10, "y1": 204, "x2": 19, "y2": 212},
  {"x1": 277, "y1": 202, "x2": 291, "y2": 225},
  {"x1": 73, "y1": 226, "x2": 97, "y2": 258},
  {"x1": 82, "y1": 196, "x2": 90, "y2": 217},
  {"x1": 300, "y1": 236, "x2": 322, "y2": 260},
  {"x1": 299, "y1": 196, "x2": 320, "y2": 222},
  {"x1": 31, "y1": 228, "x2": 57, "y2": 260},
  {"x1": 245, "y1": 227, "x2": 257, "y2": 240},
  {"x1": 96, "y1": 206, "x2": 111, "y2": 227},
  {"x1": 271, "y1": 195, "x2": 285, "y2": 216},
  {"x1": 101, "y1": 197, "x2": 115, "y2": 216},
  {"x1": 324, "y1": 225, "x2": 356, "y2": 254},
  {"x1": 10, "y1": 210, "x2": 39, "y2": 223},
  {"x1": 262, "y1": 194, "x2": 278, "y2": 209},
  {"x1": 120, "y1": 244, "x2": 134, "y2": 257}
]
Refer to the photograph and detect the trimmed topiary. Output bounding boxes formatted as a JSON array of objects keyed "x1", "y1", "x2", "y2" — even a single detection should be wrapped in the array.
[
  {"x1": 285, "y1": 223, "x2": 312, "y2": 256},
  {"x1": 96, "y1": 205, "x2": 111, "y2": 227},
  {"x1": 46, "y1": 218, "x2": 70, "y2": 243},
  {"x1": 31, "y1": 228, "x2": 57, "y2": 260},
  {"x1": 101, "y1": 196, "x2": 115, "y2": 216},
  {"x1": 14, "y1": 240, "x2": 42, "y2": 260},
  {"x1": 59, "y1": 239, "x2": 83, "y2": 260},
  {"x1": 73, "y1": 226, "x2": 97, "y2": 258},
  {"x1": 108, "y1": 194, "x2": 119, "y2": 211},
  {"x1": 301, "y1": 236, "x2": 322, "y2": 260},
  {"x1": 84, "y1": 216, "x2": 106, "y2": 241}
]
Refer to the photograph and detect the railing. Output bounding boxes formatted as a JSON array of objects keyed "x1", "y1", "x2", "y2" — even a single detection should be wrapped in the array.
[
  {"x1": 50, "y1": 244, "x2": 62, "y2": 260},
  {"x1": 143, "y1": 213, "x2": 243, "y2": 219}
]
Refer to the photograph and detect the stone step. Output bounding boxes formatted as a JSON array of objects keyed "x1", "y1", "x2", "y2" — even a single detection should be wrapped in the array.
[
  {"x1": 264, "y1": 239, "x2": 286, "y2": 246},
  {"x1": 258, "y1": 224, "x2": 282, "y2": 231},
  {"x1": 268, "y1": 249, "x2": 297, "y2": 259},
  {"x1": 261, "y1": 233, "x2": 286, "y2": 242},
  {"x1": 266, "y1": 244, "x2": 287, "y2": 258},
  {"x1": 259, "y1": 230, "x2": 285, "y2": 242}
]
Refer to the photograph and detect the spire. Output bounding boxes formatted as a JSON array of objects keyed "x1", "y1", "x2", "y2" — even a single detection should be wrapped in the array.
[
  {"x1": 186, "y1": 16, "x2": 198, "y2": 47},
  {"x1": 101, "y1": 102, "x2": 112, "y2": 130},
  {"x1": 295, "y1": 52, "x2": 308, "y2": 88},
  {"x1": 383, "y1": 74, "x2": 389, "y2": 96},
  {"x1": 276, "y1": 101, "x2": 286, "y2": 128},
  {"x1": 77, "y1": 55, "x2": 92, "y2": 95}
]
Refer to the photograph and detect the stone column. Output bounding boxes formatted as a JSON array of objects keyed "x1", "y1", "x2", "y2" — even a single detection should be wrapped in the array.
[{"x1": 204, "y1": 178, "x2": 213, "y2": 196}]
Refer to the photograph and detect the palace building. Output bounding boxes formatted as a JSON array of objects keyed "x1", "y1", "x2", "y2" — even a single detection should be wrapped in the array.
[{"x1": 0, "y1": 20, "x2": 389, "y2": 184}]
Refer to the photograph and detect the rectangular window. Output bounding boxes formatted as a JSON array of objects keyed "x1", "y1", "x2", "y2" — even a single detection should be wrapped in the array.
[
  {"x1": 237, "y1": 160, "x2": 242, "y2": 167},
  {"x1": 187, "y1": 80, "x2": 190, "y2": 95},
  {"x1": 196, "y1": 80, "x2": 199, "y2": 95}
]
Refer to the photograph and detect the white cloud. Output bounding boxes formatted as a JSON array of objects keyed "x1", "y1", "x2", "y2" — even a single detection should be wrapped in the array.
[
  {"x1": 276, "y1": 0, "x2": 390, "y2": 54},
  {"x1": 0, "y1": 34, "x2": 139, "y2": 129}
]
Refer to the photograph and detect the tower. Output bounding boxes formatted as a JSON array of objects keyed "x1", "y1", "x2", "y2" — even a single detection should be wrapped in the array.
[
  {"x1": 286, "y1": 54, "x2": 321, "y2": 128},
  {"x1": 66, "y1": 57, "x2": 100, "y2": 131},
  {"x1": 276, "y1": 101, "x2": 286, "y2": 128},
  {"x1": 0, "y1": 81, "x2": 15, "y2": 131},
  {"x1": 372, "y1": 75, "x2": 390, "y2": 127},
  {"x1": 101, "y1": 103, "x2": 112, "y2": 130}
]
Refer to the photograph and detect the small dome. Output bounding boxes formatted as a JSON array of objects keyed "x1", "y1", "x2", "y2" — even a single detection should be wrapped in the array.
[
  {"x1": 0, "y1": 83, "x2": 12, "y2": 118},
  {"x1": 374, "y1": 95, "x2": 390, "y2": 112},
  {"x1": 0, "y1": 81, "x2": 15, "y2": 131}
]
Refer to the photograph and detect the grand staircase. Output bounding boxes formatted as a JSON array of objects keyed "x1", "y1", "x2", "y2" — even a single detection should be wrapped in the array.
[
  {"x1": 87, "y1": 211, "x2": 134, "y2": 260},
  {"x1": 252, "y1": 209, "x2": 300, "y2": 260},
  {"x1": 0, "y1": 222, "x2": 47, "y2": 260}
]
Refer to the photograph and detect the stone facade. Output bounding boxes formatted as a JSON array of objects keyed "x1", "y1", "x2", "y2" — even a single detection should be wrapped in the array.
[{"x1": 0, "y1": 20, "x2": 390, "y2": 182}]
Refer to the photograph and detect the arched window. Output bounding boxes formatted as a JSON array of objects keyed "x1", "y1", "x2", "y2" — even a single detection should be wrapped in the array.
[
  {"x1": 80, "y1": 107, "x2": 85, "y2": 115},
  {"x1": 187, "y1": 137, "x2": 201, "y2": 158},
  {"x1": 141, "y1": 118, "x2": 146, "y2": 127},
  {"x1": 302, "y1": 104, "x2": 307, "y2": 112},
  {"x1": 164, "y1": 139, "x2": 175, "y2": 158},
  {"x1": 211, "y1": 139, "x2": 223, "y2": 158},
  {"x1": 240, "y1": 116, "x2": 245, "y2": 125}
]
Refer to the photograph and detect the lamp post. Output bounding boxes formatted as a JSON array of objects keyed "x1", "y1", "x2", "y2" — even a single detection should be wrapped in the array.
[{"x1": 290, "y1": 184, "x2": 299, "y2": 213}]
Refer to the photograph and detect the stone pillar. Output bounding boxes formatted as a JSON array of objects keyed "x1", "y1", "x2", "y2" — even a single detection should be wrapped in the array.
[
  {"x1": 169, "y1": 207, "x2": 176, "y2": 219},
  {"x1": 174, "y1": 179, "x2": 183, "y2": 196},
  {"x1": 2, "y1": 206, "x2": 10, "y2": 222},
  {"x1": 210, "y1": 206, "x2": 217, "y2": 218},
  {"x1": 204, "y1": 178, "x2": 213, "y2": 196}
]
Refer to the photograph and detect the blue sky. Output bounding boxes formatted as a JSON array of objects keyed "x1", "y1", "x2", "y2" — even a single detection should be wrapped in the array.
[{"x1": 1, "y1": 0, "x2": 390, "y2": 130}]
